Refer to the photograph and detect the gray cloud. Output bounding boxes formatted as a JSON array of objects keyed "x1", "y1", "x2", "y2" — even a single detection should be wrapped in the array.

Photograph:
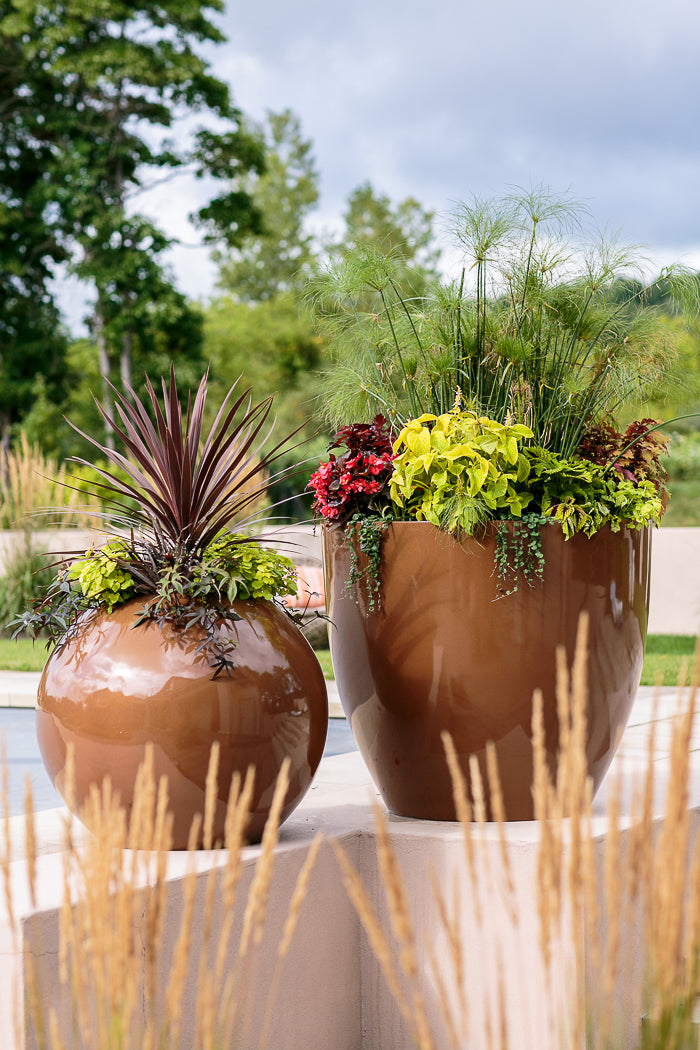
[{"x1": 208, "y1": 0, "x2": 700, "y2": 256}]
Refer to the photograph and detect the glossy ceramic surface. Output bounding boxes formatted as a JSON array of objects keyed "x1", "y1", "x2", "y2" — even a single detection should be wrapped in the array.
[
  {"x1": 324, "y1": 521, "x2": 651, "y2": 821},
  {"x1": 37, "y1": 598, "x2": 328, "y2": 847}
]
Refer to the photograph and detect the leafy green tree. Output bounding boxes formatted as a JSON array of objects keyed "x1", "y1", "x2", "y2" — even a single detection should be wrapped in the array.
[
  {"x1": 604, "y1": 276, "x2": 700, "y2": 424},
  {"x1": 204, "y1": 292, "x2": 328, "y2": 519},
  {"x1": 0, "y1": 0, "x2": 265, "y2": 440},
  {"x1": 206, "y1": 294, "x2": 322, "y2": 412},
  {"x1": 336, "y1": 182, "x2": 441, "y2": 276},
  {"x1": 0, "y1": 297, "x2": 68, "y2": 451},
  {"x1": 42, "y1": 296, "x2": 207, "y2": 464},
  {"x1": 216, "y1": 109, "x2": 320, "y2": 301},
  {"x1": 0, "y1": 8, "x2": 69, "y2": 447},
  {"x1": 209, "y1": 108, "x2": 328, "y2": 516}
]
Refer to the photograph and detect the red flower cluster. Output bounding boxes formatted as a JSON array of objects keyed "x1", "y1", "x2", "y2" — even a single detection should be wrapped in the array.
[{"x1": 308, "y1": 416, "x2": 395, "y2": 523}]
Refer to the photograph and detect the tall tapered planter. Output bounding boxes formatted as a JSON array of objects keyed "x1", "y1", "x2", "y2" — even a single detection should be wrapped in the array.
[{"x1": 323, "y1": 521, "x2": 651, "y2": 820}]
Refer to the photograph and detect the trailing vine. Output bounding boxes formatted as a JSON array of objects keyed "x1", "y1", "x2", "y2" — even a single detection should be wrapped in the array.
[
  {"x1": 346, "y1": 513, "x2": 392, "y2": 613},
  {"x1": 493, "y1": 513, "x2": 548, "y2": 596}
]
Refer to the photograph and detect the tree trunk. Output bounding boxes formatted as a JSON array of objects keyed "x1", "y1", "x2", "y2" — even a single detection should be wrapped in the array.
[
  {"x1": 120, "y1": 329, "x2": 132, "y2": 391},
  {"x1": 95, "y1": 299, "x2": 115, "y2": 451}
]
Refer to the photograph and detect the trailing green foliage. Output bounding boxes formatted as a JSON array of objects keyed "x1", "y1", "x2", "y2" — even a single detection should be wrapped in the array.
[
  {"x1": 494, "y1": 514, "x2": 548, "y2": 595},
  {"x1": 346, "y1": 514, "x2": 391, "y2": 613}
]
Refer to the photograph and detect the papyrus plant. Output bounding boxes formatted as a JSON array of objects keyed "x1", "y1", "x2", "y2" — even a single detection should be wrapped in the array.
[{"x1": 307, "y1": 186, "x2": 698, "y2": 457}]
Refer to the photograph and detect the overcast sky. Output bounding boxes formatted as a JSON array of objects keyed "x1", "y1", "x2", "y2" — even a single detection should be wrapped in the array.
[{"x1": 59, "y1": 0, "x2": 700, "y2": 329}]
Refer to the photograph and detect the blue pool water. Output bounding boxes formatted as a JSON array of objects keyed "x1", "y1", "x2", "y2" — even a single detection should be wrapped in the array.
[{"x1": 0, "y1": 708, "x2": 357, "y2": 817}]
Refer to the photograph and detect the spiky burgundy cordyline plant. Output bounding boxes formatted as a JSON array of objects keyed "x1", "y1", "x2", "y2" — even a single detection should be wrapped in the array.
[{"x1": 69, "y1": 366, "x2": 300, "y2": 554}]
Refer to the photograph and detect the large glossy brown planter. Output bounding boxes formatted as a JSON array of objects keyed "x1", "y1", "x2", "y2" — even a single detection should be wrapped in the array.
[
  {"x1": 323, "y1": 521, "x2": 651, "y2": 821},
  {"x1": 37, "y1": 597, "x2": 328, "y2": 847}
]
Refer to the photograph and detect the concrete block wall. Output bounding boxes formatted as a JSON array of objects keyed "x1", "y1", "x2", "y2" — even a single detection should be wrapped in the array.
[{"x1": 647, "y1": 527, "x2": 700, "y2": 634}]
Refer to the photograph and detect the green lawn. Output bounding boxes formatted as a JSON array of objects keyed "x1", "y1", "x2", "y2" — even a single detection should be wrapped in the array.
[
  {"x1": 0, "y1": 638, "x2": 50, "y2": 671},
  {"x1": 640, "y1": 634, "x2": 698, "y2": 687},
  {"x1": 2, "y1": 634, "x2": 697, "y2": 687},
  {"x1": 660, "y1": 479, "x2": 700, "y2": 527},
  {"x1": 315, "y1": 647, "x2": 333, "y2": 680},
  {"x1": 316, "y1": 636, "x2": 699, "y2": 688}
]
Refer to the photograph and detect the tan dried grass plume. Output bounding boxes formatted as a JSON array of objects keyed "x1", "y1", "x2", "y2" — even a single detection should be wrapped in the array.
[{"x1": 4, "y1": 746, "x2": 319, "y2": 1050}]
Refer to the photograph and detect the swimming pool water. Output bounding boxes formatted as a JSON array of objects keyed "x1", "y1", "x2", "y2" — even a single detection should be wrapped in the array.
[{"x1": 0, "y1": 708, "x2": 357, "y2": 817}]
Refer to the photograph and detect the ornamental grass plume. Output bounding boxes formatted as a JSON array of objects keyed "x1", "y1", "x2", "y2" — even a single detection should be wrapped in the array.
[
  {"x1": 0, "y1": 432, "x2": 102, "y2": 530},
  {"x1": 1, "y1": 747, "x2": 321, "y2": 1050},
  {"x1": 335, "y1": 625, "x2": 700, "y2": 1050}
]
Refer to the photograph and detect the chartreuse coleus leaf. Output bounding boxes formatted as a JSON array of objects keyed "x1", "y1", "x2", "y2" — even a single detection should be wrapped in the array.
[{"x1": 389, "y1": 409, "x2": 534, "y2": 534}]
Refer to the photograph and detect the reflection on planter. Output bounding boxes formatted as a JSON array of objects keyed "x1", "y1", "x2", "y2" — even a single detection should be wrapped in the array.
[
  {"x1": 37, "y1": 597, "x2": 328, "y2": 846},
  {"x1": 324, "y1": 520, "x2": 650, "y2": 821}
]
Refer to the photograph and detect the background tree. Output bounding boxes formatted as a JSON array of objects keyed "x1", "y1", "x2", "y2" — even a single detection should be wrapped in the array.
[
  {"x1": 216, "y1": 109, "x2": 320, "y2": 301},
  {"x1": 208, "y1": 109, "x2": 327, "y2": 516},
  {"x1": 336, "y1": 182, "x2": 441, "y2": 278},
  {"x1": 0, "y1": 0, "x2": 265, "y2": 441},
  {"x1": 209, "y1": 109, "x2": 322, "y2": 407},
  {"x1": 204, "y1": 290, "x2": 326, "y2": 520},
  {"x1": 0, "y1": 7, "x2": 69, "y2": 448}
]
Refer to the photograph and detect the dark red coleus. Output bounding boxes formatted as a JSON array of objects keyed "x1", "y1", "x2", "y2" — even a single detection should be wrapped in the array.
[{"x1": 578, "y1": 418, "x2": 669, "y2": 494}]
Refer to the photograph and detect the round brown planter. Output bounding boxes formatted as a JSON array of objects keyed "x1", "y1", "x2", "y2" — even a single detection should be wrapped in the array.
[
  {"x1": 37, "y1": 597, "x2": 328, "y2": 847},
  {"x1": 323, "y1": 521, "x2": 651, "y2": 821}
]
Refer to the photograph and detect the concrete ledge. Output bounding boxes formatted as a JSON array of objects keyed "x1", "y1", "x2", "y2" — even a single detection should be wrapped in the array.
[
  {"x1": 2, "y1": 685, "x2": 699, "y2": 1050},
  {"x1": 0, "y1": 672, "x2": 42, "y2": 709}
]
